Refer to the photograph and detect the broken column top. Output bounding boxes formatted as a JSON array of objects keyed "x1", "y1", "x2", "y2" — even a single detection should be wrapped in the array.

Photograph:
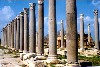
[
  {"x1": 16, "y1": 15, "x2": 20, "y2": 19},
  {"x1": 61, "y1": 20, "x2": 63, "y2": 24},
  {"x1": 38, "y1": 0, "x2": 44, "y2": 4},
  {"x1": 23, "y1": 8, "x2": 29, "y2": 15},
  {"x1": 29, "y1": 3, "x2": 36, "y2": 7},
  {"x1": 80, "y1": 14, "x2": 84, "y2": 19},
  {"x1": 88, "y1": 23, "x2": 90, "y2": 26},
  {"x1": 94, "y1": 10, "x2": 98, "y2": 15},
  {"x1": 20, "y1": 12, "x2": 24, "y2": 16}
]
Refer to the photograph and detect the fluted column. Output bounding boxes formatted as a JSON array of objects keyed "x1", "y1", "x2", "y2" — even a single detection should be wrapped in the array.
[
  {"x1": 48, "y1": 0, "x2": 57, "y2": 60},
  {"x1": 14, "y1": 18, "x2": 17, "y2": 49},
  {"x1": 19, "y1": 12, "x2": 24, "y2": 52},
  {"x1": 66, "y1": 0, "x2": 78, "y2": 64},
  {"x1": 61, "y1": 20, "x2": 64, "y2": 48},
  {"x1": 23, "y1": 8, "x2": 29, "y2": 53},
  {"x1": 16, "y1": 16, "x2": 20, "y2": 50},
  {"x1": 80, "y1": 14, "x2": 84, "y2": 50},
  {"x1": 29, "y1": 3, "x2": 36, "y2": 53},
  {"x1": 88, "y1": 24, "x2": 91, "y2": 44},
  {"x1": 94, "y1": 10, "x2": 99, "y2": 50},
  {"x1": 37, "y1": 0, "x2": 44, "y2": 55}
]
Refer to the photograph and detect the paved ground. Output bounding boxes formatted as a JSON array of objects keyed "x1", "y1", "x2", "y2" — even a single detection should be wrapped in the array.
[{"x1": 0, "y1": 49, "x2": 26, "y2": 67}]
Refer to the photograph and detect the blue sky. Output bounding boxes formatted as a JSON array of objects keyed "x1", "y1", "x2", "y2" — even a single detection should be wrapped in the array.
[{"x1": 0, "y1": 0, "x2": 100, "y2": 40}]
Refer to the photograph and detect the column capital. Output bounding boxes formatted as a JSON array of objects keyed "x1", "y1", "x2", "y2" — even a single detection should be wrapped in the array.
[
  {"x1": 29, "y1": 3, "x2": 36, "y2": 10},
  {"x1": 16, "y1": 15, "x2": 20, "y2": 19},
  {"x1": 38, "y1": 0, "x2": 44, "y2": 5},
  {"x1": 20, "y1": 12, "x2": 24, "y2": 16},
  {"x1": 61, "y1": 20, "x2": 63, "y2": 24},
  {"x1": 94, "y1": 10, "x2": 98, "y2": 15},
  {"x1": 88, "y1": 23, "x2": 90, "y2": 27},
  {"x1": 23, "y1": 8, "x2": 29, "y2": 15},
  {"x1": 80, "y1": 14, "x2": 84, "y2": 19}
]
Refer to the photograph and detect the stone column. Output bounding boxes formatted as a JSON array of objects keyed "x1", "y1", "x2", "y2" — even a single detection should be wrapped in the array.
[
  {"x1": 16, "y1": 16, "x2": 20, "y2": 50},
  {"x1": 80, "y1": 14, "x2": 84, "y2": 50},
  {"x1": 9, "y1": 24, "x2": 12, "y2": 48},
  {"x1": 11, "y1": 21, "x2": 14, "y2": 48},
  {"x1": 7, "y1": 24, "x2": 10, "y2": 48},
  {"x1": 37, "y1": 0, "x2": 44, "y2": 56},
  {"x1": 29, "y1": 3, "x2": 36, "y2": 53},
  {"x1": 94, "y1": 10, "x2": 99, "y2": 50},
  {"x1": 23, "y1": 8, "x2": 29, "y2": 53},
  {"x1": 48, "y1": 0, "x2": 58, "y2": 62},
  {"x1": 88, "y1": 24, "x2": 91, "y2": 44},
  {"x1": 66, "y1": 0, "x2": 78, "y2": 65},
  {"x1": 19, "y1": 12, "x2": 24, "y2": 52},
  {"x1": 1, "y1": 28, "x2": 4, "y2": 46},
  {"x1": 61, "y1": 20, "x2": 64, "y2": 48},
  {"x1": 14, "y1": 18, "x2": 17, "y2": 49},
  {"x1": 4, "y1": 27, "x2": 7, "y2": 47}
]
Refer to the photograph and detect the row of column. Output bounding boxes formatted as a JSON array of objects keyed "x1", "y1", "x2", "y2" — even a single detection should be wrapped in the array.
[
  {"x1": 1, "y1": 0, "x2": 78, "y2": 65},
  {"x1": 80, "y1": 10, "x2": 100, "y2": 50}
]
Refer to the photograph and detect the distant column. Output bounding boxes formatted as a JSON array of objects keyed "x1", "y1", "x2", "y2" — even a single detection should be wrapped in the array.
[
  {"x1": 19, "y1": 12, "x2": 24, "y2": 52},
  {"x1": 94, "y1": 10, "x2": 99, "y2": 50},
  {"x1": 37, "y1": 0, "x2": 44, "y2": 55},
  {"x1": 11, "y1": 21, "x2": 14, "y2": 48},
  {"x1": 14, "y1": 18, "x2": 17, "y2": 49},
  {"x1": 23, "y1": 8, "x2": 29, "y2": 53},
  {"x1": 48, "y1": 0, "x2": 57, "y2": 61},
  {"x1": 88, "y1": 24, "x2": 91, "y2": 44},
  {"x1": 16, "y1": 16, "x2": 20, "y2": 50},
  {"x1": 61, "y1": 20, "x2": 64, "y2": 48},
  {"x1": 66, "y1": 0, "x2": 78, "y2": 65},
  {"x1": 7, "y1": 24, "x2": 10, "y2": 47},
  {"x1": 29, "y1": 3, "x2": 36, "y2": 53},
  {"x1": 80, "y1": 14, "x2": 84, "y2": 50}
]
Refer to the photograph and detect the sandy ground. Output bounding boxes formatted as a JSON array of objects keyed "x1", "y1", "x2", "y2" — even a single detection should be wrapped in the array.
[{"x1": 0, "y1": 49, "x2": 26, "y2": 67}]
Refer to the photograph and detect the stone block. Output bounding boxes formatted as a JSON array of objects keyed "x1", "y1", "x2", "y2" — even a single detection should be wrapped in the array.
[{"x1": 23, "y1": 53, "x2": 36, "y2": 60}]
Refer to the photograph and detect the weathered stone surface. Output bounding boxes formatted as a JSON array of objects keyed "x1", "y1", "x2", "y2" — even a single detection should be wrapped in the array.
[
  {"x1": 94, "y1": 10, "x2": 99, "y2": 50},
  {"x1": 66, "y1": 0, "x2": 78, "y2": 64},
  {"x1": 37, "y1": 0, "x2": 44, "y2": 56},
  {"x1": 88, "y1": 24, "x2": 91, "y2": 44},
  {"x1": 29, "y1": 3, "x2": 36, "y2": 53},
  {"x1": 23, "y1": 8, "x2": 29, "y2": 53},
  {"x1": 48, "y1": 0, "x2": 58, "y2": 62},
  {"x1": 23, "y1": 53, "x2": 36, "y2": 60},
  {"x1": 61, "y1": 20, "x2": 64, "y2": 48},
  {"x1": 16, "y1": 16, "x2": 20, "y2": 50},
  {"x1": 14, "y1": 18, "x2": 17, "y2": 49},
  {"x1": 80, "y1": 14, "x2": 84, "y2": 50},
  {"x1": 19, "y1": 12, "x2": 24, "y2": 52}
]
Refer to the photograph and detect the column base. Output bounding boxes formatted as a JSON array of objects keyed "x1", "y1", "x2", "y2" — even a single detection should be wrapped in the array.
[
  {"x1": 23, "y1": 50, "x2": 28, "y2": 53},
  {"x1": 66, "y1": 63, "x2": 79, "y2": 67},
  {"x1": 19, "y1": 49, "x2": 23, "y2": 53},
  {"x1": 47, "y1": 55, "x2": 60, "y2": 64},
  {"x1": 36, "y1": 54, "x2": 46, "y2": 60}
]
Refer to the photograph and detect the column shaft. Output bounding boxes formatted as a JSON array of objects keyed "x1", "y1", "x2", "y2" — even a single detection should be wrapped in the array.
[
  {"x1": 80, "y1": 14, "x2": 84, "y2": 49},
  {"x1": 20, "y1": 12, "x2": 24, "y2": 52},
  {"x1": 48, "y1": 0, "x2": 57, "y2": 59},
  {"x1": 94, "y1": 10, "x2": 99, "y2": 50},
  {"x1": 88, "y1": 24, "x2": 91, "y2": 44},
  {"x1": 14, "y1": 19, "x2": 17, "y2": 49},
  {"x1": 16, "y1": 16, "x2": 20, "y2": 50},
  {"x1": 61, "y1": 20, "x2": 64, "y2": 48},
  {"x1": 66, "y1": 0, "x2": 78, "y2": 64},
  {"x1": 24, "y1": 8, "x2": 29, "y2": 53},
  {"x1": 29, "y1": 3, "x2": 36, "y2": 53},
  {"x1": 37, "y1": 0, "x2": 44, "y2": 55}
]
